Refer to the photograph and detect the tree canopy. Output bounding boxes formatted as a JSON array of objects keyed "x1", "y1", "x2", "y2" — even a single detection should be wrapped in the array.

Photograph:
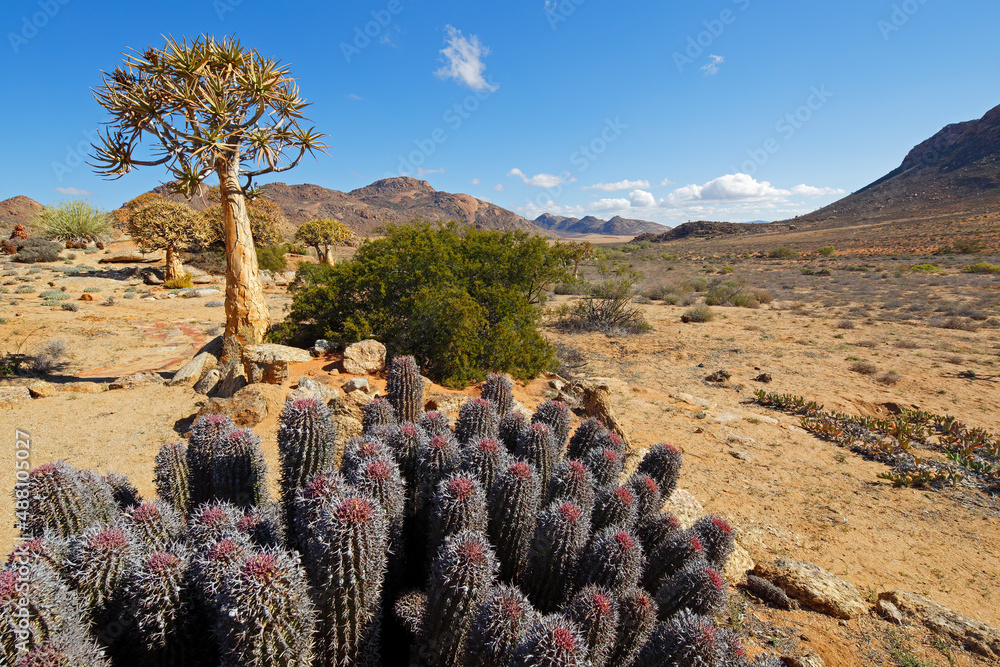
[{"x1": 294, "y1": 218, "x2": 355, "y2": 264}]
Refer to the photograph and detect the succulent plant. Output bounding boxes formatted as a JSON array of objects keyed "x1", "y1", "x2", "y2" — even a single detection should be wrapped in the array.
[
  {"x1": 531, "y1": 399, "x2": 571, "y2": 453},
  {"x1": 361, "y1": 396, "x2": 398, "y2": 434},
  {"x1": 562, "y1": 586, "x2": 619, "y2": 667},
  {"x1": 76, "y1": 471, "x2": 121, "y2": 527},
  {"x1": 186, "y1": 501, "x2": 243, "y2": 548},
  {"x1": 303, "y1": 496, "x2": 387, "y2": 667},
  {"x1": 511, "y1": 614, "x2": 590, "y2": 667},
  {"x1": 187, "y1": 414, "x2": 237, "y2": 508},
  {"x1": 415, "y1": 433, "x2": 462, "y2": 516},
  {"x1": 521, "y1": 499, "x2": 591, "y2": 613},
  {"x1": 191, "y1": 536, "x2": 252, "y2": 617},
  {"x1": 103, "y1": 472, "x2": 142, "y2": 511},
  {"x1": 154, "y1": 442, "x2": 191, "y2": 517},
  {"x1": 420, "y1": 410, "x2": 453, "y2": 437},
  {"x1": 498, "y1": 411, "x2": 527, "y2": 453},
  {"x1": 456, "y1": 397, "x2": 500, "y2": 446},
  {"x1": 387, "y1": 355, "x2": 424, "y2": 424},
  {"x1": 642, "y1": 528, "x2": 705, "y2": 592},
  {"x1": 632, "y1": 610, "x2": 721, "y2": 667},
  {"x1": 592, "y1": 431, "x2": 626, "y2": 461},
  {"x1": 214, "y1": 548, "x2": 316, "y2": 667},
  {"x1": 582, "y1": 447, "x2": 624, "y2": 489},
  {"x1": 460, "y1": 437, "x2": 510, "y2": 494},
  {"x1": 210, "y1": 428, "x2": 267, "y2": 510},
  {"x1": 565, "y1": 417, "x2": 607, "y2": 461},
  {"x1": 386, "y1": 422, "x2": 429, "y2": 494},
  {"x1": 123, "y1": 501, "x2": 186, "y2": 551},
  {"x1": 654, "y1": 556, "x2": 727, "y2": 620},
  {"x1": 575, "y1": 528, "x2": 643, "y2": 597},
  {"x1": 464, "y1": 585, "x2": 540, "y2": 667},
  {"x1": 741, "y1": 575, "x2": 798, "y2": 610},
  {"x1": 277, "y1": 397, "x2": 337, "y2": 533},
  {"x1": 480, "y1": 373, "x2": 514, "y2": 417},
  {"x1": 625, "y1": 473, "x2": 661, "y2": 520},
  {"x1": 290, "y1": 470, "x2": 349, "y2": 550},
  {"x1": 591, "y1": 485, "x2": 638, "y2": 533},
  {"x1": 236, "y1": 505, "x2": 283, "y2": 548},
  {"x1": 634, "y1": 512, "x2": 681, "y2": 558},
  {"x1": 423, "y1": 531, "x2": 498, "y2": 667},
  {"x1": 341, "y1": 436, "x2": 390, "y2": 477},
  {"x1": 23, "y1": 462, "x2": 101, "y2": 540},
  {"x1": 691, "y1": 515, "x2": 735, "y2": 571},
  {"x1": 393, "y1": 588, "x2": 428, "y2": 639},
  {"x1": 13, "y1": 631, "x2": 111, "y2": 667},
  {"x1": 607, "y1": 588, "x2": 657, "y2": 667},
  {"x1": 67, "y1": 525, "x2": 139, "y2": 616},
  {"x1": 488, "y1": 460, "x2": 542, "y2": 582},
  {"x1": 636, "y1": 443, "x2": 683, "y2": 499},
  {"x1": 545, "y1": 459, "x2": 596, "y2": 515},
  {"x1": 129, "y1": 548, "x2": 193, "y2": 662},
  {"x1": 347, "y1": 456, "x2": 406, "y2": 528},
  {"x1": 515, "y1": 422, "x2": 558, "y2": 491},
  {"x1": 427, "y1": 474, "x2": 488, "y2": 564}
]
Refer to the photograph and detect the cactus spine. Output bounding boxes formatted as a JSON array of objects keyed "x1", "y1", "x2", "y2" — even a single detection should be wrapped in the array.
[
  {"x1": 636, "y1": 443, "x2": 683, "y2": 499},
  {"x1": 187, "y1": 414, "x2": 237, "y2": 507},
  {"x1": 625, "y1": 473, "x2": 662, "y2": 520},
  {"x1": 546, "y1": 459, "x2": 596, "y2": 515},
  {"x1": 480, "y1": 373, "x2": 514, "y2": 417},
  {"x1": 103, "y1": 472, "x2": 142, "y2": 511},
  {"x1": 361, "y1": 396, "x2": 398, "y2": 434},
  {"x1": 277, "y1": 397, "x2": 337, "y2": 534},
  {"x1": 582, "y1": 448, "x2": 624, "y2": 489},
  {"x1": 414, "y1": 434, "x2": 461, "y2": 515},
  {"x1": 591, "y1": 485, "x2": 638, "y2": 533},
  {"x1": 515, "y1": 422, "x2": 557, "y2": 491},
  {"x1": 575, "y1": 528, "x2": 644, "y2": 597},
  {"x1": 154, "y1": 442, "x2": 191, "y2": 518},
  {"x1": 634, "y1": 512, "x2": 681, "y2": 558},
  {"x1": 487, "y1": 461, "x2": 541, "y2": 582},
  {"x1": 211, "y1": 428, "x2": 267, "y2": 510},
  {"x1": 512, "y1": 614, "x2": 590, "y2": 667},
  {"x1": 562, "y1": 586, "x2": 618, "y2": 667},
  {"x1": 420, "y1": 410, "x2": 452, "y2": 437},
  {"x1": 427, "y1": 474, "x2": 488, "y2": 563},
  {"x1": 460, "y1": 437, "x2": 509, "y2": 495},
  {"x1": 531, "y1": 400, "x2": 571, "y2": 454},
  {"x1": 521, "y1": 499, "x2": 590, "y2": 613},
  {"x1": 607, "y1": 588, "x2": 657, "y2": 667},
  {"x1": 691, "y1": 515, "x2": 735, "y2": 571},
  {"x1": 23, "y1": 462, "x2": 99, "y2": 540},
  {"x1": 654, "y1": 557, "x2": 727, "y2": 620},
  {"x1": 632, "y1": 610, "x2": 721, "y2": 667},
  {"x1": 642, "y1": 529, "x2": 704, "y2": 591},
  {"x1": 464, "y1": 585, "x2": 539, "y2": 667},
  {"x1": 129, "y1": 549, "x2": 192, "y2": 664},
  {"x1": 456, "y1": 397, "x2": 500, "y2": 445},
  {"x1": 565, "y1": 417, "x2": 607, "y2": 461},
  {"x1": 387, "y1": 355, "x2": 424, "y2": 424},
  {"x1": 497, "y1": 411, "x2": 526, "y2": 453},
  {"x1": 124, "y1": 501, "x2": 185, "y2": 551},
  {"x1": 68, "y1": 525, "x2": 138, "y2": 616}
]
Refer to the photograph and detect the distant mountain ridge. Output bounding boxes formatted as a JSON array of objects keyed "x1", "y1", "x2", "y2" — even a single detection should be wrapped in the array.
[
  {"x1": 0, "y1": 195, "x2": 44, "y2": 227},
  {"x1": 533, "y1": 213, "x2": 669, "y2": 236}
]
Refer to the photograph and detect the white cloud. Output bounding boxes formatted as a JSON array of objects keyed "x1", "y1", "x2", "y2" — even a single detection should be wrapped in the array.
[
  {"x1": 346, "y1": 93, "x2": 364, "y2": 101},
  {"x1": 434, "y1": 25, "x2": 498, "y2": 92},
  {"x1": 518, "y1": 200, "x2": 585, "y2": 219},
  {"x1": 53, "y1": 187, "x2": 92, "y2": 196},
  {"x1": 790, "y1": 184, "x2": 846, "y2": 196},
  {"x1": 416, "y1": 167, "x2": 445, "y2": 177},
  {"x1": 494, "y1": 184, "x2": 504, "y2": 191},
  {"x1": 666, "y1": 173, "x2": 791, "y2": 206},
  {"x1": 470, "y1": 178, "x2": 480, "y2": 186},
  {"x1": 658, "y1": 177, "x2": 674, "y2": 187},
  {"x1": 701, "y1": 54, "x2": 724, "y2": 76},
  {"x1": 629, "y1": 189, "x2": 656, "y2": 208},
  {"x1": 582, "y1": 179, "x2": 650, "y2": 192},
  {"x1": 591, "y1": 198, "x2": 631, "y2": 212},
  {"x1": 508, "y1": 168, "x2": 571, "y2": 188}
]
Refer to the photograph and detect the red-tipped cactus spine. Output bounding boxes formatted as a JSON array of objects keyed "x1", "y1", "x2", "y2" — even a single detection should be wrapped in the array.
[
  {"x1": 361, "y1": 395, "x2": 398, "y2": 434},
  {"x1": 642, "y1": 529, "x2": 705, "y2": 591},
  {"x1": 277, "y1": 397, "x2": 338, "y2": 534},
  {"x1": 464, "y1": 584, "x2": 539, "y2": 667},
  {"x1": 575, "y1": 528, "x2": 644, "y2": 597},
  {"x1": 23, "y1": 462, "x2": 99, "y2": 540},
  {"x1": 210, "y1": 428, "x2": 267, "y2": 509},
  {"x1": 187, "y1": 414, "x2": 237, "y2": 507},
  {"x1": 456, "y1": 397, "x2": 500, "y2": 446},
  {"x1": 582, "y1": 447, "x2": 624, "y2": 489},
  {"x1": 129, "y1": 548, "x2": 193, "y2": 663},
  {"x1": 488, "y1": 460, "x2": 542, "y2": 582},
  {"x1": 531, "y1": 399, "x2": 571, "y2": 454},
  {"x1": 636, "y1": 443, "x2": 683, "y2": 499},
  {"x1": 654, "y1": 557, "x2": 728, "y2": 620},
  {"x1": 515, "y1": 422, "x2": 557, "y2": 491},
  {"x1": 154, "y1": 442, "x2": 191, "y2": 518},
  {"x1": 632, "y1": 610, "x2": 722, "y2": 667},
  {"x1": 691, "y1": 515, "x2": 736, "y2": 571},
  {"x1": 124, "y1": 501, "x2": 185, "y2": 551},
  {"x1": 546, "y1": 459, "x2": 596, "y2": 515},
  {"x1": 427, "y1": 474, "x2": 488, "y2": 562},
  {"x1": 625, "y1": 473, "x2": 662, "y2": 520},
  {"x1": 562, "y1": 586, "x2": 619, "y2": 667},
  {"x1": 512, "y1": 614, "x2": 590, "y2": 667},
  {"x1": 521, "y1": 499, "x2": 591, "y2": 613},
  {"x1": 607, "y1": 587, "x2": 657, "y2": 667},
  {"x1": 387, "y1": 355, "x2": 424, "y2": 424},
  {"x1": 460, "y1": 437, "x2": 510, "y2": 495},
  {"x1": 565, "y1": 417, "x2": 607, "y2": 461},
  {"x1": 591, "y1": 485, "x2": 638, "y2": 533},
  {"x1": 480, "y1": 373, "x2": 514, "y2": 417}
]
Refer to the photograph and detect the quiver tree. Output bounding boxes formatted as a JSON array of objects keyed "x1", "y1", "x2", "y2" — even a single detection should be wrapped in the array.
[
  {"x1": 91, "y1": 34, "x2": 327, "y2": 344},
  {"x1": 126, "y1": 198, "x2": 210, "y2": 281},
  {"x1": 200, "y1": 185, "x2": 284, "y2": 249},
  {"x1": 294, "y1": 218, "x2": 354, "y2": 265}
]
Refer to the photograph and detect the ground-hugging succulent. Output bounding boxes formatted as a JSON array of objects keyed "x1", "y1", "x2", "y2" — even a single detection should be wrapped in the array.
[
  {"x1": 625, "y1": 473, "x2": 662, "y2": 520},
  {"x1": 128, "y1": 548, "x2": 193, "y2": 663},
  {"x1": 497, "y1": 411, "x2": 527, "y2": 453},
  {"x1": 210, "y1": 428, "x2": 267, "y2": 509},
  {"x1": 460, "y1": 437, "x2": 510, "y2": 495},
  {"x1": 582, "y1": 447, "x2": 624, "y2": 489},
  {"x1": 531, "y1": 399, "x2": 571, "y2": 454},
  {"x1": 277, "y1": 397, "x2": 338, "y2": 534},
  {"x1": 591, "y1": 485, "x2": 639, "y2": 533},
  {"x1": 302, "y1": 495, "x2": 388, "y2": 667},
  {"x1": 422, "y1": 530, "x2": 498, "y2": 667},
  {"x1": 691, "y1": 515, "x2": 735, "y2": 571},
  {"x1": 214, "y1": 548, "x2": 316, "y2": 667},
  {"x1": 420, "y1": 410, "x2": 453, "y2": 437},
  {"x1": 387, "y1": 355, "x2": 424, "y2": 424},
  {"x1": 103, "y1": 472, "x2": 142, "y2": 511},
  {"x1": 456, "y1": 397, "x2": 500, "y2": 445},
  {"x1": 575, "y1": 528, "x2": 644, "y2": 598},
  {"x1": 632, "y1": 610, "x2": 722, "y2": 667},
  {"x1": 23, "y1": 461, "x2": 103, "y2": 540},
  {"x1": 487, "y1": 460, "x2": 542, "y2": 582},
  {"x1": 361, "y1": 395, "x2": 398, "y2": 434},
  {"x1": 124, "y1": 501, "x2": 186, "y2": 551},
  {"x1": 521, "y1": 499, "x2": 591, "y2": 613},
  {"x1": 642, "y1": 528, "x2": 705, "y2": 592},
  {"x1": 464, "y1": 584, "x2": 540, "y2": 667},
  {"x1": 562, "y1": 586, "x2": 619, "y2": 667},
  {"x1": 636, "y1": 443, "x2": 683, "y2": 499},
  {"x1": 607, "y1": 587, "x2": 657, "y2": 667},
  {"x1": 545, "y1": 459, "x2": 596, "y2": 514},
  {"x1": 427, "y1": 474, "x2": 488, "y2": 564},
  {"x1": 511, "y1": 614, "x2": 590, "y2": 667},
  {"x1": 565, "y1": 417, "x2": 608, "y2": 461},
  {"x1": 480, "y1": 373, "x2": 514, "y2": 417},
  {"x1": 187, "y1": 414, "x2": 237, "y2": 507},
  {"x1": 515, "y1": 422, "x2": 558, "y2": 492},
  {"x1": 655, "y1": 556, "x2": 727, "y2": 620},
  {"x1": 154, "y1": 442, "x2": 191, "y2": 518}
]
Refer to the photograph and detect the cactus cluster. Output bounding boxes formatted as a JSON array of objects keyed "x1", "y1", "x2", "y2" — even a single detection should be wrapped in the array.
[{"x1": 6, "y1": 356, "x2": 781, "y2": 666}]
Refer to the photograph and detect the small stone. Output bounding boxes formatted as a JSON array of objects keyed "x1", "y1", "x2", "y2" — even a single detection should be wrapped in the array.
[
  {"x1": 705, "y1": 369, "x2": 732, "y2": 383},
  {"x1": 880, "y1": 590, "x2": 1000, "y2": 659},
  {"x1": 343, "y1": 378, "x2": 369, "y2": 394},
  {"x1": 0, "y1": 386, "x2": 31, "y2": 406},
  {"x1": 273, "y1": 274, "x2": 288, "y2": 286},
  {"x1": 79, "y1": 293, "x2": 95, "y2": 301},
  {"x1": 192, "y1": 274, "x2": 214, "y2": 284},
  {"x1": 58, "y1": 381, "x2": 106, "y2": 393},
  {"x1": 754, "y1": 559, "x2": 868, "y2": 620},
  {"x1": 729, "y1": 449, "x2": 752, "y2": 462},
  {"x1": 194, "y1": 368, "x2": 222, "y2": 395},
  {"x1": 109, "y1": 371, "x2": 165, "y2": 390},
  {"x1": 143, "y1": 271, "x2": 163, "y2": 285},
  {"x1": 311, "y1": 340, "x2": 334, "y2": 357},
  {"x1": 549, "y1": 378, "x2": 565, "y2": 391},
  {"x1": 287, "y1": 376, "x2": 340, "y2": 402},
  {"x1": 784, "y1": 653, "x2": 825, "y2": 667},
  {"x1": 342, "y1": 339, "x2": 386, "y2": 375},
  {"x1": 876, "y1": 599, "x2": 905, "y2": 626},
  {"x1": 27, "y1": 380, "x2": 55, "y2": 398},
  {"x1": 754, "y1": 373, "x2": 773, "y2": 383},
  {"x1": 424, "y1": 392, "x2": 465, "y2": 416}
]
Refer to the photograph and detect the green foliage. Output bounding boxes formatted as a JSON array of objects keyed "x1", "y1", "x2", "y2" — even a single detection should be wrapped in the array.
[
  {"x1": 34, "y1": 200, "x2": 111, "y2": 244},
  {"x1": 909, "y1": 263, "x2": 942, "y2": 273},
  {"x1": 256, "y1": 245, "x2": 288, "y2": 272},
  {"x1": 962, "y1": 262, "x2": 1000, "y2": 274},
  {"x1": 279, "y1": 222, "x2": 571, "y2": 387},
  {"x1": 703, "y1": 278, "x2": 772, "y2": 308},
  {"x1": 125, "y1": 199, "x2": 210, "y2": 254},
  {"x1": 768, "y1": 246, "x2": 799, "y2": 259},
  {"x1": 817, "y1": 245, "x2": 837, "y2": 257},
  {"x1": 682, "y1": 306, "x2": 714, "y2": 323},
  {"x1": 294, "y1": 218, "x2": 355, "y2": 264},
  {"x1": 558, "y1": 261, "x2": 651, "y2": 335}
]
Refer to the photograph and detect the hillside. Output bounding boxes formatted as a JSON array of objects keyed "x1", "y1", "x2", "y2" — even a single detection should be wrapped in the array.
[
  {"x1": 0, "y1": 195, "x2": 43, "y2": 228},
  {"x1": 632, "y1": 220, "x2": 773, "y2": 243},
  {"x1": 534, "y1": 212, "x2": 669, "y2": 236}
]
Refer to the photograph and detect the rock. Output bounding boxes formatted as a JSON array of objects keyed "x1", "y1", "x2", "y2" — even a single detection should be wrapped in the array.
[
  {"x1": 243, "y1": 344, "x2": 311, "y2": 385},
  {"x1": 876, "y1": 599, "x2": 905, "y2": 625},
  {"x1": 281, "y1": 271, "x2": 296, "y2": 282},
  {"x1": 311, "y1": 340, "x2": 334, "y2": 357},
  {"x1": 197, "y1": 384, "x2": 270, "y2": 426},
  {"x1": 126, "y1": 278, "x2": 142, "y2": 286},
  {"x1": 572, "y1": 378, "x2": 632, "y2": 450},
  {"x1": 0, "y1": 386, "x2": 31, "y2": 406},
  {"x1": 169, "y1": 352, "x2": 216, "y2": 387},
  {"x1": 99, "y1": 250, "x2": 163, "y2": 263},
  {"x1": 342, "y1": 339, "x2": 386, "y2": 375},
  {"x1": 674, "y1": 392, "x2": 715, "y2": 409},
  {"x1": 705, "y1": 369, "x2": 732, "y2": 383},
  {"x1": 214, "y1": 366, "x2": 247, "y2": 398},
  {"x1": 549, "y1": 378, "x2": 565, "y2": 391},
  {"x1": 342, "y1": 378, "x2": 370, "y2": 394},
  {"x1": 194, "y1": 368, "x2": 222, "y2": 395},
  {"x1": 879, "y1": 591, "x2": 1000, "y2": 659},
  {"x1": 58, "y1": 381, "x2": 105, "y2": 393},
  {"x1": 754, "y1": 373, "x2": 773, "y2": 383},
  {"x1": 722, "y1": 541, "x2": 755, "y2": 584},
  {"x1": 142, "y1": 271, "x2": 163, "y2": 285},
  {"x1": 273, "y1": 274, "x2": 288, "y2": 286},
  {"x1": 79, "y1": 293, "x2": 95, "y2": 301},
  {"x1": 109, "y1": 371, "x2": 165, "y2": 390},
  {"x1": 183, "y1": 288, "x2": 221, "y2": 298},
  {"x1": 712, "y1": 412, "x2": 742, "y2": 423},
  {"x1": 424, "y1": 392, "x2": 465, "y2": 416},
  {"x1": 195, "y1": 335, "x2": 225, "y2": 359},
  {"x1": 327, "y1": 392, "x2": 371, "y2": 447},
  {"x1": 27, "y1": 380, "x2": 55, "y2": 398},
  {"x1": 729, "y1": 449, "x2": 752, "y2": 461},
  {"x1": 192, "y1": 274, "x2": 214, "y2": 284},
  {"x1": 754, "y1": 559, "x2": 868, "y2": 620},
  {"x1": 287, "y1": 377, "x2": 340, "y2": 402},
  {"x1": 784, "y1": 653, "x2": 825, "y2": 667},
  {"x1": 663, "y1": 489, "x2": 705, "y2": 529}
]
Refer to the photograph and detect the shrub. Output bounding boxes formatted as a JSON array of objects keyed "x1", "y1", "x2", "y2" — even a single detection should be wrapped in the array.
[
  {"x1": 837, "y1": 319, "x2": 856, "y2": 330},
  {"x1": 768, "y1": 246, "x2": 799, "y2": 259},
  {"x1": 11, "y1": 237, "x2": 61, "y2": 263},
  {"x1": 953, "y1": 238, "x2": 986, "y2": 254},
  {"x1": 909, "y1": 263, "x2": 941, "y2": 273},
  {"x1": 817, "y1": 246, "x2": 836, "y2": 257},
  {"x1": 962, "y1": 262, "x2": 1000, "y2": 275},
  {"x1": 33, "y1": 199, "x2": 112, "y2": 244},
  {"x1": 703, "y1": 278, "x2": 771, "y2": 309},
  {"x1": 876, "y1": 371, "x2": 901, "y2": 386},
  {"x1": 164, "y1": 273, "x2": 194, "y2": 289},
  {"x1": 849, "y1": 361, "x2": 878, "y2": 375},
  {"x1": 278, "y1": 221, "x2": 572, "y2": 387},
  {"x1": 682, "y1": 306, "x2": 714, "y2": 323},
  {"x1": 125, "y1": 199, "x2": 211, "y2": 282},
  {"x1": 295, "y1": 218, "x2": 355, "y2": 265},
  {"x1": 256, "y1": 245, "x2": 288, "y2": 272},
  {"x1": 61, "y1": 302, "x2": 80, "y2": 312},
  {"x1": 82, "y1": 287, "x2": 102, "y2": 293},
  {"x1": 38, "y1": 290, "x2": 70, "y2": 300},
  {"x1": 559, "y1": 262, "x2": 651, "y2": 335}
]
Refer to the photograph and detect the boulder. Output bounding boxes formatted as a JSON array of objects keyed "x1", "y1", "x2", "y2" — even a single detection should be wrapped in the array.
[
  {"x1": 194, "y1": 368, "x2": 222, "y2": 395},
  {"x1": 753, "y1": 559, "x2": 868, "y2": 620},
  {"x1": 196, "y1": 384, "x2": 269, "y2": 426},
  {"x1": 273, "y1": 274, "x2": 288, "y2": 286},
  {"x1": 168, "y1": 352, "x2": 215, "y2": 387},
  {"x1": 27, "y1": 380, "x2": 55, "y2": 398},
  {"x1": 327, "y1": 391, "x2": 371, "y2": 448},
  {"x1": 79, "y1": 293, "x2": 95, "y2": 301},
  {"x1": 342, "y1": 339, "x2": 386, "y2": 375},
  {"x1": 142, "y1": 271, "x2": 163, "y2": 285},
  {"x1": 99, "y1": 250, "x2": 163, "y2": 263},
  {"x1": 192, "y1": 274, "x2": 215, "y2": 284},
  {"x1": 879, "y1": 591, "x2": 1000, "y2": 660},
  {"x1": 424, "y1": 392, "x2": 465, "y2": 416},
  {"x1": 182, "y1": 288, "x2": 221, "y2": 298},
  {"x1": 342, "y1": 378, "x2": 369, "y2": 394},
  {"x1": 287, "y1": 376, "x2": 340, "y2": 402},
  {"x1": 109, "y1": 371, "x2": 165, "y2": 390},
  {"x1": 243, "y1": 344, "x2": 311, "y2": 385},
  {"x1": 0, "y1": 386, "x2": 31, "y2": 406},
  {"x1": 311, "y1": 340, "x2": 334, "y2": 357},
  {"x1": 663, "y1": 489, "x2": 705, "y2": 529},
  {"x1": 214, "y1": 366, "x2": 247, "y2": 398}
]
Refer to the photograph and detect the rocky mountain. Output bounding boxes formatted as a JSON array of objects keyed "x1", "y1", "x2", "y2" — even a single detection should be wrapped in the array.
[
  {"x1": 0, "y1": 195, "x2": 44, "y2": 227},
  {"x1": 533, "y1": 213, "x2": 669, "y2": 236},
  {"x1": 794, "y1": 103, "x2": 1000, "y2": 227},
  {"x1": 632, "y1": 220, "x2": 771, "y2": 243},
  {"x1": 146, "y1": 177, "x2": 547, "y2": 238}
]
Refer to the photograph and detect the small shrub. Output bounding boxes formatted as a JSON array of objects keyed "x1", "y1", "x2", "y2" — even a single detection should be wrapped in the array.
[
  {"x1": 38, "y1": 290, "x2": 70, "y2": 300},
  {"x1": 256, "y1": 245, "x2": 288, "y2": 272},
  {"x1": 684, "y1": 277, "x2": 708, "y2": 292},
  {"x1": 768, "y1": 246, "x2": 799, "y2": 259},
  {"x1": 85, "y1": 247, "x2": 99, "y2": 254},
  {"x1": 934, "y1": 316, "x2": 979, "y2": 332},
  {"x1": 876, "y1": 371, "x2": 901, "y2": 386},
  {"x1": 61, "y1": 302, "x2": 80, "y2": 312},
  {"x1": 82, "y1": 286, "x2": 102, "y2": 293},
  {"x1": 659, "y1": 252, "x2": 679, "y2": 260},
  {"x1": 894, "y1": 339, "x2": 919, "y2": 349},
  {"x1": 817, "y1": 245, "x2": 836, "y2": 257},
  {"x1": 27, "y1": 267, "x2": 41, "y2": 274},
  {"x1": 837, "y1": 319, "x2": 856, "y2": 330},
  {"x1": 11, "y1": 237, "x2": 61, "y2": 263},
  {"x1": 962, "y1": 262, "x2": 1000, "y2": 275},
  {"x1": 65, "y1": 252, "x2": 77, "y2": 260},
  {"x1": 953, "y1": 238, "x2": 986, "y2": 254},
  {"x1": 909, "y1": 263, "x2": 941, "y2": 272},
  {"x1": 123, "y1": 293, "x2": 136, "y2": 299},
  {"x1": 553, "y1": 282, "x2": 586, "y2": 295},
  {"x1": 14, "y1": 285, "x2": 35, "y2": 294},
  {"x1": 33, "y1": 199, "x2": 112, "y2": 244},
  {"x1": 682, "y1": 305, "x2": 714, "y2": 323},
  {"x1": 164, "y1": 273, "x2": 194, "y2": 289},
  {"x1": 850, "y1": 361, "x2": 878, "y2": 375},
  {"x1": 559, "y1": 262, "x2": 651, "y2": 335}
]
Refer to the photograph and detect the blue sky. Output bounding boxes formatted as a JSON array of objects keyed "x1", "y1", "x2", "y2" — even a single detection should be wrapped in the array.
[{"x1": 1, "y1": 0, "x2": 998, "y2": 225}]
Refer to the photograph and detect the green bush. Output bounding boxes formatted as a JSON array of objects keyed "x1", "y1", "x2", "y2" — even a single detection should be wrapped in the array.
[
  {"x1": 278, "y1": 221, "x2": 572, "y2": 387},
  {"x1": 909, "y1": 263, "x2": 941, "y2": 272},
  {"x1": 962, "y1": 262, "x2": 1000, "y2": 275},
  {"x1": 682, "y1": 305, "x2": 714, "y2": 322},
  {"x1": 34, "y1": 199, "x2": 112, "y2": 243},
  {"x1": 38, "y1": 290, "x2": 70, "y2": 300},
  {"x1": 558, "y1": 262, "x2": 651, "y2": 335},
  {"x1": 703, "y1": 278, "x2": 772, "y2": 308},
  {"x1": 817, "y1": 245, "x2": 836, "y2": 257},
  {"x1": 768, "y1": 246, "x2": 799, "y2": 259},
  {"x1": 256, "y1": 245, "x2": 288, "y2": 272}
]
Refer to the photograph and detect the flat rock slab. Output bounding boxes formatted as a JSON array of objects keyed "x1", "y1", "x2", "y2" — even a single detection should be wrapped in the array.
[
  {"x1": 99, "y1": 250, "x2": 163, "y2": 263},
  {"x1": 182, "y1": 288, "x2": 221, "y2": 298},
  {"x1": 109, "y1": 372, "x2": 165, "y2": 391},
  {"x1": 342, "y1": 339, "x2": 386, "y2": 375},
  {"x1": 243, "y1": 344, "x2": 311, "y2": 384},
  {"x1": 0, "y1": 386, "x2": 31, "y2": 406},
  {"x1": 880, "y1": 590, "x2": 1000, "y2": 660},
  {"x1": 754, "y1": 559, "x2": 867, "y2": 619},
  {"x1": 168, "y1": 352, "x2": 215, "y2": 387}
]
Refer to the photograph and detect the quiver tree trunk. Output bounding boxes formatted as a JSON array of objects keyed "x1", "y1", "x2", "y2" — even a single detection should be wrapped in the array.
[
  {"x1": 164, "y1": 245, "x2": 185, "y2": 283},
  {"x1": 218, "y1": 154, "x2": 269, "y2": 345}
]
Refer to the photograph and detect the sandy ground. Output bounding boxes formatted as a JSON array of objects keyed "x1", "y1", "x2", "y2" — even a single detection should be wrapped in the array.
[{"x1": 1, "y1": 246, "x2": 999, "y2": 666}]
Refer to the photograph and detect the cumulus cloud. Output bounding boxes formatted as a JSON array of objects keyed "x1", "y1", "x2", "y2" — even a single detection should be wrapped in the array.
[
  {"x1": 658, "y1": 177, "x2": 674, "y2": 187},
  {"x1": 494, "y1": 184, "x2": 505, "y2": 191},
  {"x1": 53, "y1": 187, "x2": 92, "y2": 196},
  {"x1": 582, "y1": 179, "x2": 650, "y2": 192},
  {"x1": 629, "y1": 189, "x2": 656, "y2": 208},
  {"x1": 434, "y1": 25, "x2": 498, "y2": 92},
  {"x1": 517, "y1": 200, "x2": 585, "y2": 219},
  {"x1": 790, "y1": 184, "x2": 846, "y2": 196},
  {"x1": 701, "y1": 54, "x2": 724, "y2": 76},
  {"x1": 665, "y1": 173, "x2": 791, "y2": 206},
  {"x1": 470, "y1": 178, "x2": 480, "y2": 185},
  {"x1": 508, "y1": 168, "x2": 571, "y2": 188},
  {"x1": 416, "y1": 167, "x2": 444, "y2": 177},
  {"x1": 591, "y1": 198, "x2": 631, "y2": 212}
]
